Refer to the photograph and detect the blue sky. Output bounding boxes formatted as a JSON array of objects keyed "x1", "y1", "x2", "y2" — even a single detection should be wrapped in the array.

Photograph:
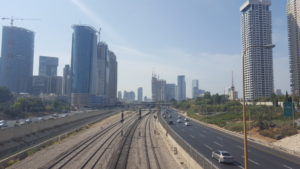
[{"x1": 0, "y1": 0, "x2": 289, "y2": 98}]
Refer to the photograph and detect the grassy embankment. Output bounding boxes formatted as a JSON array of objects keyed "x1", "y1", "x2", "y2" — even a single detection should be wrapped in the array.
[{"x1": 173, "y1": 94, "x2": 298, "y2": 140}]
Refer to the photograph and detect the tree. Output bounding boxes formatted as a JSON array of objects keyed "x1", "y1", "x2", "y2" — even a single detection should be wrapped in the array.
[{"x1": 0, "y1": 87, "x2": 13, "y2": 103}]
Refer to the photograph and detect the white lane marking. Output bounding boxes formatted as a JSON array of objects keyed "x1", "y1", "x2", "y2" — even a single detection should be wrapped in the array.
[
  {"x1": 237, "y1": 165, "x2": 244, "y2": 169},
  {"x1": 213, "y1": 141, "x2": 223, "y2": 147},
  {"x1": 237, "y1": 145, "x2": 243, "y2": 150},
  {"x1": 283, "y1": 164, "x2": 293, "y2": 169},
  {"x1": 248, "y1": 158, "x2": 260, "y2": 166},
  {"x1": 204, "y1": 144, "x2": 213, "y2": 150},
  {"x1": 190, "y1": 135, "x2": 195, "y2": 138},
  {"x1": 217, "y1": 136, "x2": 223, "y2": 140},
  {"x1": 199, "y1": 133, "x2": 205, "y2": 137}
]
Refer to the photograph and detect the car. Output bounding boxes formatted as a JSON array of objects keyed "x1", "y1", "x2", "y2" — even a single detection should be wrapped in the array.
[
  {"x1": 25, "y1": 119, "x2": 32, "y2": 124},
  {"x1": 184, "y1": 118, "x2": 189, "y2": 121},
  {"x1": 0, "y1": 120, "x2": 7, "y2": 128},
  {"x1": 184, "y1": 122, "x2": 190, "y2": 126},
  {"x1": 212, "y1": 150, "x2": 234, "y2": 163},
  {"x1": 168, "y1": 121, "x2": 174, "y2": 125},
  {"x1": 177, "y1": 115, "x2": 181, "y2": 118},
  {"x1": 177, "y1": 119, "x2": 182, "y2": 123},
  {"x1": 15, "y1": 120, "x2": 25, "y2": 126}
]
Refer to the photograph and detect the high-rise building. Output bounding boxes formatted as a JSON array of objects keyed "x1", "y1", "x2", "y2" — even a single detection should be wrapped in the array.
[
  {"x1": 0, "y1": 26, "x2": 34, "y2": 93},
  {"x1": 118, "y1": 91, "x2": 122, "y2": 100},
  {"x1": 96, "y1": 42, "x2": 109, "y2": 96},
  {"x1": 71, "y1": 25, "x2": 97, "y2": 106},
  {"x1": 137, "y1": 87, "x2": 143, "y2": 102},
  {"x1": 288, "y1": 0, "x2": 300, "y2": 96},
  {"x1": 166, "y1": 84, "x2": 176, "y2": 101},
  {"x1": 192, "y1": 80, "x2": 199, "y2": 99},
  {"x1": 123, "y1": 91, "x2": 135, "y2": 102},
  {"x1": 31, "y1": 76, "x2": 62, "y2": 96},
  {"x1": 107, "y1": 51, "x2": 118, "y2": 103},
  {"x1": 240, "y1": 0, "x2": 274, "y2": 101},
  {"x1": 177, "y1": 75, "x2": 186, "y2": 101},
  {"x1": 39, "y1": 56, "x2": 58, "y2": 76},
  {"x1": 63, "y1": 64, "x2": 71, "y2": 96},
  {"x1": 151, "y1": 74, "x2": 167, "y2": 102}
]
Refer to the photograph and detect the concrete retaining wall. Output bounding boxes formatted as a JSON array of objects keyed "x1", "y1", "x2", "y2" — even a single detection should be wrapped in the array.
[
  {"x1": 0, "y1": 109, "x2": 116, "y2": 143},
  {"x1": 156, "y1": 118, "x2": 203, "y2": 169}
]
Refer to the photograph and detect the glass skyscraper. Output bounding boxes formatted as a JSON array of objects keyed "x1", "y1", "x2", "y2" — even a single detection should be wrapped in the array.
[
  {"x1": 71, "y1": 25, "x2": 97, "y2": 94},
  {"x1": 0, "y1": 26, "x2": 34, "y2": 93},
  {"x1": 71, "y1": 25, "x2": 97, "y2": 105}
]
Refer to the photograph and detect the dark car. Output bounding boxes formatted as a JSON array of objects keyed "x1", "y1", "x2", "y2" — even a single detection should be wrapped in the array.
[{"x1": 168, "y1": 120, "x2": 174, "y2": 125}]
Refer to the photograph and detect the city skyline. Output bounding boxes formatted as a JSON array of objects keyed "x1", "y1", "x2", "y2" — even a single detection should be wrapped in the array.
[{"x1": 0, "y1": 0, "x2": 290, "y2": 98}]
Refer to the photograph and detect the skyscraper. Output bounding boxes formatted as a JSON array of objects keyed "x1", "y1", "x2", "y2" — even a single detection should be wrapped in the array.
[
  {"x1": 177, "y1": 75, "x2": 186, "y2": 101},
  {"x1": 118, "y1": 91, "x2": 122, "y2": 101},
  {"x1": 63, "y1": 64, "x2": 71, "y2": 96},
  {"x1": 166, "y1": 84, "x2": 176, "y2": 101},
  {"x1": 0, "y1": 26, "x2": 34, "y2": 93},
  {"x1": 151, "y1": 75, "x2": 167, "y2": 102},
  {"x1": 97, "y1": 42, "x2": 109, "y2": 96},
  {"x1": 240, "y1": 0, "x2": 274, "y2": 101},
  {"x1": 288, "y1": 0, "x2": 300, "y2": 96},
  {"x1": 71, "y1": 25, "x2": 97, "y2": 106},
  {"x1": 137, "y1": 87, "x2": 143, "y2": 102},
  {"x1": 107, "y1": 51, "x2": 118, "y2": 103},
  {"x1": 192, "y1": 80, "x2": 199, "y2": 99},
  {"x1": 39, "y1": 56, "x2": 58, "y2": 76}
]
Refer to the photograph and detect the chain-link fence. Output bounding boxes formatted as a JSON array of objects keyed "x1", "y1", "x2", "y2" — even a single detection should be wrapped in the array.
[{"x1": 158, "y1": 112, "x2": 219, "y2": 169}]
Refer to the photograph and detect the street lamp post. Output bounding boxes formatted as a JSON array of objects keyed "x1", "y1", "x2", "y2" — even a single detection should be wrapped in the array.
[{"x1": 242, "y1": 44, "x2": 275, "y2": 169}]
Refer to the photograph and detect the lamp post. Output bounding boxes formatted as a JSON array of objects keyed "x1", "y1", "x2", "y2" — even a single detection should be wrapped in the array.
[{"x1": 242, "y1": 44, "x2": 275, "y2": 169}]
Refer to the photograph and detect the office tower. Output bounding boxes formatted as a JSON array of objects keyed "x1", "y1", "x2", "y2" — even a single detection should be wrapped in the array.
[
  {"x1": 166, "y1": 84, "x2": 176, "y2": 101},
  {"x1": 0, "y1": 26, "x2": 34, "y2": 93},
  {"x1": 151, "y1": 74, "x2": 167, "y2": 102},
  {"x1": 31, "y1": 76, "x2": 62, "y2": 95},
  {"x1": 97, "y1": 42, "x2": 109, "y2": 96},
  {"x1": 137, "y1": 87, "x2": 143, "y2": 102},
  {"x1": 177, "y1": 75, "x2": 186, "y2": 101},
  {"x1": 192, "y1": 80, "x2": 199, "y2": 99},
  {"x1": 123, "y1": 91, "x2": 135, "y2": 102},
  {"x1": 240, "y1": 0, "x2": 274, "y2": 100},
  {"x1": 71, "y1": 25, "x2": 97, "y2": 106},
  {"x1": 39, "y1": 56, "x2": 58, "y2": 76},
  {"x1": 118, "y1": 91, "x2": 122, "y2": 100},
  {"x1": 288, "y1": 0, "x2": 300, "y2": 96},
  {"x1": 107, "y1": 51, "x2": 118, "y2": 103},
  {"x1": 63, "y1": 64, "x2": 71, "y2": 96}
]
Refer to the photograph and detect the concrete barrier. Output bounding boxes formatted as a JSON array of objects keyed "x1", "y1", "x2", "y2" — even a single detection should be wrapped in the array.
[{"x1": 0, "y1": 109, "x2": 118, "y2": 143}]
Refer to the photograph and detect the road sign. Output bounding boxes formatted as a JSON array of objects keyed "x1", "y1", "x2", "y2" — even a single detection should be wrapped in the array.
[{"x1": 284, "y1": 102, "x2": 294, "y2": 117}]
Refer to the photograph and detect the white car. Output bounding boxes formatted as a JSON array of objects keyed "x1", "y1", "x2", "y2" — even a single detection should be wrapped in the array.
[
  {"x1": 176, "y1": 119, "x2": 182, "y2": 123},
  {"x1": 212, "y1": 150, "x2": 234, "y2": 163},
  {"x1": 184, "y1": 122, "x2": 190, "y2": 126},
  {"x1": 0, "y1": 120, "x2": 7, "y2": 128}
]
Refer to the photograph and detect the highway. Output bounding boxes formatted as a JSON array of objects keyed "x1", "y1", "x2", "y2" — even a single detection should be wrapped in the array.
[{"x1": 163, "y1": 109, "x2": 300, "y2": 169}]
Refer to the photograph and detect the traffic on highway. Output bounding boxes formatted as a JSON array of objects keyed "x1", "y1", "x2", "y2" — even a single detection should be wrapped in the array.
[
  {"x1": 162, "y1": 108, "x2": 300, "y2": 169},
  {"x1": 0, "y1": 109, "x2": 93, "y2": 129}
]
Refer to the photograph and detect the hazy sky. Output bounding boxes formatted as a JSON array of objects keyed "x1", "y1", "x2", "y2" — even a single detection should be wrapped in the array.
[{"x1": 0, "y1": 0, "x2": 289, "y2": 98}]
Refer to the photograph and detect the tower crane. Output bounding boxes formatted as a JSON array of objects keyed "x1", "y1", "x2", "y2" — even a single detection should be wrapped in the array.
[{"x1": 1, "y1": 16, "x2": 40, "y2": 26}]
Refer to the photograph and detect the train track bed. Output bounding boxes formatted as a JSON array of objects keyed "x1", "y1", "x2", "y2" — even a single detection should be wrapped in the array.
[{"x1": 7, "y1": 111, "x2": 134, "y2": 169}]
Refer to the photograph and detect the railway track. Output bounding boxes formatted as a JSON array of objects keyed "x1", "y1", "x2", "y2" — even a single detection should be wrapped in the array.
[
  {"x1": 147, "y1": 114, "x2": 161, "y2": 169},
  {"x1": 40, "y1": 113, "x2": 138, "y2": 169},
  {"x1": 39, "y1": 111, "x2": 163, "y2": 169}
]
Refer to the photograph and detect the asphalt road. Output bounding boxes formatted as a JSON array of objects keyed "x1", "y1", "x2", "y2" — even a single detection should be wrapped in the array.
[{"x1": 163, "y1": 109, "x2": 300, "y2": 169}]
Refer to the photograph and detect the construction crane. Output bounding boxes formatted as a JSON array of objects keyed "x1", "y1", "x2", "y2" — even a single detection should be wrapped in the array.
[{"x1": 1, "y1": 16, "x2": 40, "y2": 26}]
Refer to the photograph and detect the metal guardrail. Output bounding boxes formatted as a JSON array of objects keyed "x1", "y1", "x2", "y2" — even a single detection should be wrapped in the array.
[{"x1": 158, "y1": 111, "x2": 219, "y2": 169}]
